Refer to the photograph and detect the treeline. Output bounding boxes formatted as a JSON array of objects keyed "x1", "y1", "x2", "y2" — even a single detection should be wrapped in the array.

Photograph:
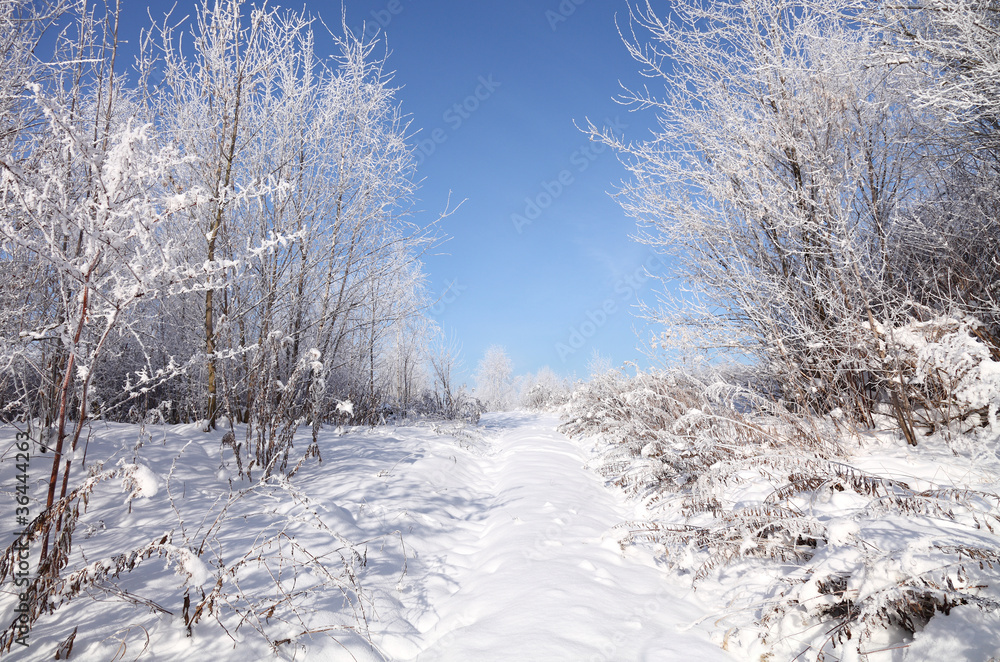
[
  {"x1": 589, "y1": 0, "x2": 1000, "y2": 436},
  {"x1": 0, "y1": 0, "x2": 487, "y2": 647},
  {"x1": 0, "y1": 0, "x2": 447, "y2": 459},
  {"x1": 0, "y1": 1, "x2": 451, "y2": 644}
]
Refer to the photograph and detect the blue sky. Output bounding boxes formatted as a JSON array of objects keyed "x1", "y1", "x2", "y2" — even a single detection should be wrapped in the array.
[
  {"x1": 124, "y1": 0, "x2": 668, "y2": 382},
  {"x1": 346, "y1": 0, "x2": 665, "y2": 382}
]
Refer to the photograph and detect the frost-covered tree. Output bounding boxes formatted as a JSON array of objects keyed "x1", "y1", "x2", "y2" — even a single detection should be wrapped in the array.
[
  {"x1": 589, "y1": 0, "x2": 929, "y2": 433},
  {"x1": 884, "y1": 1, "x2": 1000, "y2": 347},
  {"x1": 1, "y1": 0, "x2": 435, "y2": 441},
  {"x1": 889, "y1": 0, "x2": 1000, "y2": 155},
  {"x1": 137, "y1": 0, "x2": 434, "y2": 444},
  {"x1": 474, "y1": 345, "x2": 513, "y2": 411},
  {"x1": 0, "y1": 0, "x2": 227, "y2": 583},
  {"x1": 0, "y1": 0, "x2": 62, "y2": 421},
  {"x1": 378, "y1": 260, "x2": 435, "y2": 412},
  {"x1": 0, "y1": 0, "x2": 69, "y2": 147},
  {"x1": 137, "y1": 0, "x2": 283, "y2": 429},
  {"x1": 428, "y1": 331, "x2": 467, "y2": 418}
]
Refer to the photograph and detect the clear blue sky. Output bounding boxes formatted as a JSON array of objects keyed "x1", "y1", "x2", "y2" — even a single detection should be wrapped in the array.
[
  {"x1": 124, "y1": 0, "x2": 668, "y2": 382},
  {"x1": 347, "y1": 0, "x2": 665, "y2": 382}
]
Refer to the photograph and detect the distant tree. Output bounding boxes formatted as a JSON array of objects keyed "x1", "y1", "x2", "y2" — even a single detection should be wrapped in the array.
[
  {"x1": 517, "y1": 366, "x2": 571, "y2": 410},
  {"x1": 474, "y1": 345, "x2": 513, "y2": 411},
  {"x1": 586, "y1": 349, "x2": 613, "y2": 378},
  {"x1": 428, "y1": 331, "x2": 465, "y2": 418}
]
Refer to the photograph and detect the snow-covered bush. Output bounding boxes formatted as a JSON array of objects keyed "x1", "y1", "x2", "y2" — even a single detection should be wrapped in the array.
[
  {"x1": 583, "y1": 0, "x2": 939, "y2": 439},
  {"x1": 889, "y1": 316, "x2": 1000, "y2": 433},
  {"x1": 422, "y1": 333, "x2": 481, "y2": 422},
  {"x1": 561, "y1": 368, "x2": 832, "y2": 502},
  {"x1": 517, "y1": 367, "x2": 571, "y2": 412},
  {"x1": 564, "y1": 369, "x2": 1000, "y2": 660},
  {"x1": 758, "y1": 491, "x2": 1000, "y2": 658},
  {"x1": 379, "y1": 386, "x2": 481, "y2": 424},
  {"x1": 652, "y1": 451, "x2": 1000, "y2": 660}
]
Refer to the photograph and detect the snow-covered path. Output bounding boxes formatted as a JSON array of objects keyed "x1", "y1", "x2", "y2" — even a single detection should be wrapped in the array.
[
  {"x1": 1, "y1": 413, "x2": 736, "y2": 661},
  {"x1": 351, "y1": 412, "x2": 734, "y2": 661}
]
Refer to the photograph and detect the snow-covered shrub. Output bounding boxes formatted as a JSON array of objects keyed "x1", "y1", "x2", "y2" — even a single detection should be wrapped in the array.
[
  {"x1": 458, "y1": 394, "x2": 483, "y2": 424},
  {"x1": 565, "y1": 368, "x2": 1000, "y2": 660},
  {"x1": 759, "y1": 499, "x2": 1000, "y2": 658},
  {"x1": 387, "y1": 386, "x2": 479, "y2": 423},
  {"x1": 889, "y1": 316, "x2": 1000, "y2": 433},
  {"x1": 517, "y1": 367, "x2": 571, "y2": 411},
  {"x1": 521, "y1": 383, "x2": 556, "y2": 411},
  {"x1": 219, "y1": 335, "x2": 326, "y2": 480},
  {"x1": 0, "y1": 463, "x2": 180, "y2": 651},
  {"x1": 561, "y1": 368, "x2": 834, "y2": 503},
  {"x1": 640, "y1": 450, "x2": 1000, "y2": 659},
  {"x1": 168, "y1": 475, "x2": 372, "y2": 650}
]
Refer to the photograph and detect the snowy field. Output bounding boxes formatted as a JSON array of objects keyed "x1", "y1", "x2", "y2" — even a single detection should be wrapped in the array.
[
  {"x1": 4, "y1": 411, "x2": 1000, "y2": 661},
  {"x1": 2, "y1": 413, "x2": 737, "y2": 661}
]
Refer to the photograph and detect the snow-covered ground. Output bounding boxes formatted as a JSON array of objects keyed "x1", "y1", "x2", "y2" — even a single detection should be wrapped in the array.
[
  {"x1": 368, "y1": 412, "x2": 732, "y2": 661},
  {"x1": 1, "y1": 413, "x2": 735, "y2": 661}
]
